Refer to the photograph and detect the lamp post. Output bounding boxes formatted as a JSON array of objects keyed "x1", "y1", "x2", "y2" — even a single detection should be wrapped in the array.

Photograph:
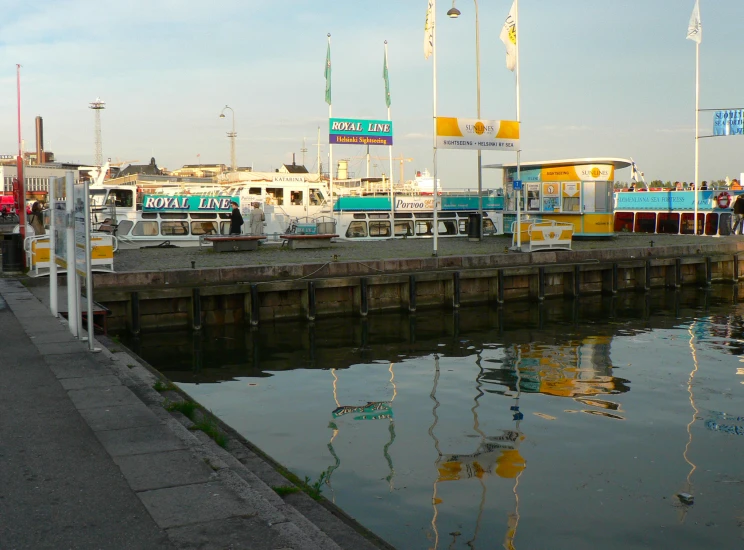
[
  {"x1": 219, "y1": 105, "x2": 237, "y2": 172},
  {"x1": 448, "y1": 0, "x2": 482, "y2": 240}
]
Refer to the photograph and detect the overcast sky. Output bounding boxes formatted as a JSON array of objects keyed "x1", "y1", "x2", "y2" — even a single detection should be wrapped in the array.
[{"x1": 1, "y1": 0, "x2": 742, "y2": 188}]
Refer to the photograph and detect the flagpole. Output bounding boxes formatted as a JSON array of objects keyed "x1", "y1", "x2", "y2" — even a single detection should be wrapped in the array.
[
  {"x1": 386, "y1": 41, "x2": 394, "y2": 225},
  {"x1": 432, "y1": 0, "x2": 439, "y2": 257},
  {"x1": 515, "y1": 0, "x2": 522, "y2": 251},
  {"x1": 694, "y1": 40, "x2": 700, "y2": 235},
  {"x1": 327, "y1": 33, "x2": 334, "y2": 222}
]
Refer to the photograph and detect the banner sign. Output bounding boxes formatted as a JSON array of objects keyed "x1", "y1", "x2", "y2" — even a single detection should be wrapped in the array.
[
  {"x1": 615, "y1": 190, "x2": 717, "y2": 211},
  {"x1": 713, "y1": 109, "x2": 744, "y2": 136},
  {"x1": 505, "y1": 164, "x2": 615, "y2": 183},
  {"x1": 73, "y1": 183, "x2": 87, "y2": 278},
  {"x1": 436, "y1": 117, "x2": 519, "y2": 151},
  {"x1": 329, "y1": 118, "x2": 393, "y2": 146},
  {"x1": 142, "y1": 195, "x2": 239, "y2": 213}
]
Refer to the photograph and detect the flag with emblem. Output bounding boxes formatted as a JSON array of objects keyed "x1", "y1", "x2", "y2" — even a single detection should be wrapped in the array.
[
  {"x1": 383, "y1": 49, "x2": 391, "y2": 107},
  {"x1": 324, "y1": 41, "x2": 332, "y2": 105},
  {"x1": 499, "y1": 1, "x2": 517, "y2": 71},
  {"x1": 686, "y1": 0, "x2": 702, "y2": 43},
  {"x1": 424, "y1": 0, "x2": 435, "y2": 60}
]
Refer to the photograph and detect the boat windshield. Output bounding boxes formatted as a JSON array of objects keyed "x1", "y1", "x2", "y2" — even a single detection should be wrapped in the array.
[{"x1": 90, "y1": 189, "x2": 108, "y2": 206}]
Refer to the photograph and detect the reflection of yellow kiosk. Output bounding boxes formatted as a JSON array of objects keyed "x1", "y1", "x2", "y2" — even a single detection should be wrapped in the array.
[{"x1": 488, "y1": 158, "x2": 631, "y2": 238}]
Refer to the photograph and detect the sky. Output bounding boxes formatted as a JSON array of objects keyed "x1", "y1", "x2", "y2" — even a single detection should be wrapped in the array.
[{"x1": 1, "y1": 0, "x2": 742, "y2": 190}]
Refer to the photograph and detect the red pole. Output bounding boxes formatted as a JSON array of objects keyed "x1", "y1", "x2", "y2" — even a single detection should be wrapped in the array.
[{"x1": 17, "y1": 64, "x2": 26, "y2": 257}]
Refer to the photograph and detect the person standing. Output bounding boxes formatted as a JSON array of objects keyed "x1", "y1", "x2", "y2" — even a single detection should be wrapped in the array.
[
  {"x1": 249, "y1": 202, "x2": 265, "y2": 236},
  {"x1": 733, "y1": 194, "x2": 744, "y2": 235},
  {"x1": 29, "y1": 201, "x2": 45, "y2": 236},
  {"x1": 229, "y1": 201, "x2": 243, "y2": 235}
]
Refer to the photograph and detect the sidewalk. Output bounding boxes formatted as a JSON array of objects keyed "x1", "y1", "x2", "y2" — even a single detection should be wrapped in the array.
[{"x1": 0, "y1": 279, "x2": 389, "y2": 550}]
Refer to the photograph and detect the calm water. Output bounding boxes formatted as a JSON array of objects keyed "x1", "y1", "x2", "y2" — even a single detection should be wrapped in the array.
[{"x1": 120, "y1": 289, "x2": 744, "y2": 549}]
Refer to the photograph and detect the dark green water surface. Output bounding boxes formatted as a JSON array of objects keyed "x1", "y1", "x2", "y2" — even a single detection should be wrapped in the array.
[{"x1": 120, "y1": 289, "x2": 744, "y2": 549}]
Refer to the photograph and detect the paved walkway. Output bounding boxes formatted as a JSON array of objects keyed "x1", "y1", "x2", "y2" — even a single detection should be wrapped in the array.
[
  {"x1": 112, "y1": 233, "x2": 740, "y2": 272},
  {"x1": 0, "y1": 279, "x2": 389, "y2": 550}
]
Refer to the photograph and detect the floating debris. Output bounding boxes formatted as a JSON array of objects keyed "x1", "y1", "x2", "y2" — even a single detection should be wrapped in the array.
[{"x1": 677, "y1": 492, "x2": 694, "y2": 505}]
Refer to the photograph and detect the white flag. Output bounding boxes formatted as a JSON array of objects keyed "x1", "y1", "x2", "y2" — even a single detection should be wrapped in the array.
[
  {"x1": 686, "y1": 0, "x2": 702, "y2": 43},
  {"x1": 500, "y1": 1, "x2": 517, "y2": 71},
  {"x1": 424, "y1": 0, "x2": 435, "y2": 60}
]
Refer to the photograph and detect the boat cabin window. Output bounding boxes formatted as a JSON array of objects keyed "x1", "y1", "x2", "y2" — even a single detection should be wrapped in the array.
[
  {"x1": 131, "y1": 221, "x2": 159, "y2": 236},
  {"x1": 353, "y1": 213, "x2": 367, "y2": 219},
  {"x1": 191, "y1": 221, "x2": 218, "y2": 235},
  {"x1": 249, "y1": 187, "x2": 262, "y2": 195},
  {"x1": 106, "y1": 189, "x2": 133, "y2": 208},
  {"x1": 220, "y1": 221, "x2": 231, "y2": 234},
  {"x1": 266, "y1": 188, "x2": 284, "y2": 205},
  {"x1": 309, "y1": 189, "x2": 323, "y2": 205},
  {"x1": 117, "y1": 220, "x2": 133, "y2": 235},
  {"x1": 369, "y1": 221, "x2": 391, "y2": 237},
  {"x1": 141, "y1": 213, "x2": 157, "y2": 219},
  {"x1": 394, "y1": 213, "x2": 413, "y2": 219},
  {"x1": 483, "y1": 218, "x2": 495, "y2": 234},
  {"x1": 369, "y1": 213, "x2": 390, "y2": 219},
  {"x1": 290, "y1": 191, "x2": 304, "y2": 206},
  {"x1": 346, "y1": 221, "x2": 368, "y2": 238},
  {"x1": 90, "y1": 190, "x2": 107, "y2": 206},
  {"x1": 438, "y1": 212, "x2": 456, "y2": 218},
  {"x1": 414, "y1": 212, "x2": 433, "y2": 219},
  {"x1": 160, "y1": 213, "x2": 188, "y2": 219},
  {"x1": 395, "y1": 221, "x2": 413, "y2": 236},
  {"x1": 218, "y1": 213, "x2": 231, "y2": 219},
  {"x1": 191, "y1": 213, "x2": 217, "y2": 220},
  {"x1": 438, "y1": 220, "x2": 458, "y2": 235},
  {"x1": 415, "y1": 220, "x2": 434, "y2": 236},
  {"x1": 161, "y1": 221, "x2": 189, "y2": 236}
]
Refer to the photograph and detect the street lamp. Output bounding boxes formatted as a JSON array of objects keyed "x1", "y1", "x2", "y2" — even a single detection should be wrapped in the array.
[
  {"x1": 219, "y1": 105, "x2": 237, "y2": 172},
  {"x1": 449, "y1": 0, "x2": 483, "y2": 241}
]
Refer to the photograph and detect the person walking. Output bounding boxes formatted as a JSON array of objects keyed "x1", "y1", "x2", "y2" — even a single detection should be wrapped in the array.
[
  {"x1": 733, "y1": 194, "x2": 744, "y2": 235},
  {"x1": 28, "y1": 201, "x2": 45, "y2": 236},
  {"x1": 249, "y1": 202, "x2": 265, "y2": 236},
  {"x1": 229, "y1": 201, "x2": 243, "y2": 235}
]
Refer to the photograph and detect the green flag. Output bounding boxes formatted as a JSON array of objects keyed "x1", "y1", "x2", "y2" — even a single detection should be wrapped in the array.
[
  {"x1": 324, "y1": 42, "x2": 332, "y2": 105},
  {"x1": 383, "y1": 49, "x2": 391, "y2": 108}
]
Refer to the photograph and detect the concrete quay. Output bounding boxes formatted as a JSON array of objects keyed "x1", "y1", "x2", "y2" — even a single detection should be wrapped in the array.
[{"x1": 0, "y1": 279, "x2": 392, "y2": 550}]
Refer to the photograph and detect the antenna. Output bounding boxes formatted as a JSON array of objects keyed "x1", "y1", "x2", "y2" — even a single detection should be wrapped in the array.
[
  {"x1": 89, "y1": 97, "x2": 106, "y2": 167},
  {"x1": 300, "y1": 137, "x2": 308, "y2": 168}
]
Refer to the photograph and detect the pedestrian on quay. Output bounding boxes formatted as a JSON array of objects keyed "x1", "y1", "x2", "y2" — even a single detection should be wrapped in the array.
[
  {"x1": 249, "y1": 202, "x2": 265, "y2": 236},
  {"x1": 28, "y1": 201, "x2": 45, "y2": 236},
  {"x1": 733, "y1": 194, "x2": 744, "y2": 235},
  {"x1": 229, "y1": 201, "x2": 243, "y2": 235}
]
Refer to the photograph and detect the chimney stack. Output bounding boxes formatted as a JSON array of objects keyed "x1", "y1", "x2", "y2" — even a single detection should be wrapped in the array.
[
  {"x1": 292, "y1": 153, "x2": 296, "y2": 166},
  {"x1": 35, "y1": 116, "x2": 44, "y2": 165}
]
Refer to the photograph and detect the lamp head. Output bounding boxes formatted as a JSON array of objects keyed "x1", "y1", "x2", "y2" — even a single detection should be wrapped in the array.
[
  {"x1": 219, "y1": 113, "x2": 225, "y2": 119},
  {"x1": 447, "y1": 6, "x2": 461, "y2": 18}
]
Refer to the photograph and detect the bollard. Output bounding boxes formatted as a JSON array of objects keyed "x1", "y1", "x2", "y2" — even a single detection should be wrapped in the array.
[
  {"x1": 130, "y1": 291, "x2": 140, "y2": 336},
  {"x1": 250, "y1": 283, "x2": 260, "y2": 326},
  {"x1": 453, "y1": 272, "x2": 461, "y2": 309},
  {"x1": 360, "y1": 277, "x2": 369, "y2": 317},
  {"x1": 307, "y1": 281, "x2": 316, "y2": 321},
  {"x1": 409, "y1": 275, "x2": 417, "y2": 313},
  {"x1": 192, "y1": 288, "x2": 202, "y2": 331}
]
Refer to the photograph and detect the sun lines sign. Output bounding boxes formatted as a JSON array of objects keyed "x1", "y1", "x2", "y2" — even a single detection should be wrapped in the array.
[{"x1": 436, "y1": 117, "x2": 519, "y2": 151}]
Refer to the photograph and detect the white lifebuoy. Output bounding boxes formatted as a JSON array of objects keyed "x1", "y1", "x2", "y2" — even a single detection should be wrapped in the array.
[{"x1": 717, "y1": 192, "x2": 732, "y2": 209}]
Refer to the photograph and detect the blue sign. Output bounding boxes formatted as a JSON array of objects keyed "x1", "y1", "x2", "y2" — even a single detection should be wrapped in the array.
[
  {"x1": 713, "y1": 110, "x2": 744, "y2": 136},
  {"x1": 513, "y1": 179, "x2": 523, "y2": 191},
  {"x1": 142, "y1": 195, "x2": 239, "y2": 213},
  {"x1": 615, "y1": 191, "x2": 717, "y2": 211}
]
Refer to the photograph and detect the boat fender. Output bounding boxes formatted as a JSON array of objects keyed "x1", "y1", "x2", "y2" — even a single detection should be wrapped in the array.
[{"x1": 717, "y1": 192, "x2": 732, "y2": 209}]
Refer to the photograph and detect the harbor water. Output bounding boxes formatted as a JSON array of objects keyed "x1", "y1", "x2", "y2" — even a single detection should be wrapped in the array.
[{"x1": 120, "y1": 288, "x2": 744, "y2": 549}]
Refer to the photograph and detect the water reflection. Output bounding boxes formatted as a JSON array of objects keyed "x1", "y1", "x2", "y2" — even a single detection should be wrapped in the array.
[{"x1": 120, "y1": 287, "x2": 744, "y2": 550}]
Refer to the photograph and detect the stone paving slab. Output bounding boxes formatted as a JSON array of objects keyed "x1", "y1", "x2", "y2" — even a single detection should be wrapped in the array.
[
  {"x1": 166, "y1": 515, "x2": 289, "y2": 550},
  {"x1": 35, "y1": 341, "x2": 92, "y2": 355},
  {"x1": 45, "y1": 353, "x2": 112, "y2": 378},
  {"x1": 59, "y1": 373, "x2": 121, "y2": 390},
  {"x1": 95, "y1": 424, "x2": 188, "y2": 457},
  {"x1": 114, "y1": 449, "x2": 216, "y2": 492},
  {"x1": 78, "y1": 401, "x2": 163, "y2": 432},
  {"x1": 138, "y1": 481, "x2": 254, "y2": 529},
  {"x1": 67, "y1": 384, "x2": 143, "y2": 410}
]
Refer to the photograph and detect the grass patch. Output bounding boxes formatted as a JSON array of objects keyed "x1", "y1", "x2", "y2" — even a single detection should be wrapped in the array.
[
  {"x1": 127, "y1": 363, "x2": 136, "y2": 369},
  {"x1": 165, "y1": 400, "x2": 198, "y2": 421},
  {"x1": 273, "y1": 485, "x2": 301, "y2": 497},
  {"x1": 153, "y1": 380, "x2": 171, "y2": 392},
  {"x1": 191, "y1": 416, "x2": 228, "y2": 449},
  {"x1": 303, "y1": 471, "x2": 328, "y2": 501}
]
